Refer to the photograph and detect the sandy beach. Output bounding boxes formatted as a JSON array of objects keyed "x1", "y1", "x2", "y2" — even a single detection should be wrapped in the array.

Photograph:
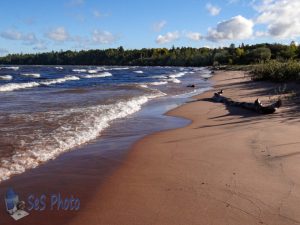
[{"x1": 1, "y1": 70, "x2": 300, "y2": 225}]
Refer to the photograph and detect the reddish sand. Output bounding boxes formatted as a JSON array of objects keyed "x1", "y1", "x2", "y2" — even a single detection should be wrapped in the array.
[{"x1": 1, "y1": 70, "x2": 300, "y2": 225}]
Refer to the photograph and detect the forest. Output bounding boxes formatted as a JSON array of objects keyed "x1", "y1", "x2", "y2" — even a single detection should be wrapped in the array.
[{"x1": 0, "y1": 42, "x2": 299, "y2": 67}]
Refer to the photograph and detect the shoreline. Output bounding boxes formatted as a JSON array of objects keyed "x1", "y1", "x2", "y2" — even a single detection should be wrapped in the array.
[
  {"x1": 0, "y1": 76, "x2": 206, "y2": 224},
  {"x1": 2, "y1": 70, "x2": 300, "y2": 224},
  {"x1": 69, "y1": 70, "x2": 300, "y2": 225}
]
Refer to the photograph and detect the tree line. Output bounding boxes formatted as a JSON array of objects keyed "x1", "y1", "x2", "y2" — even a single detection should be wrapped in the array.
[{"x1": 0, "y1": 42, "x2": 299, "y2": 66}]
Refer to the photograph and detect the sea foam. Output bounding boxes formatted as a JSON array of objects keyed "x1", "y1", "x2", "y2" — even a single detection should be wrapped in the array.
[
  {"x1": 84, "y1": 72, "x2": 112, "y2": 78},
  {"x1": 0, "y1": 75, "x2": 80, "y2": 92},
  {"x1": 0, "y1": 75, "x2": 13, "y2": 80},
  {"x1": 0, "y1": 66, "x2": 19, "y2": 71},
  {"x1": 0, "y1": 93, "x2": 163, "y2": 181},
  {"x1": 21, "y1": 73, "x2": 41, "y2": 78},
  {"x1": 0, "y1": 82, "x2": 40, "y2": 92},
  {"x1": 134, "y1": 70, "x2": 144, "y2": 74},
  {"x1": 72, "y1": 69, "x2": 87, "y2": 73}
]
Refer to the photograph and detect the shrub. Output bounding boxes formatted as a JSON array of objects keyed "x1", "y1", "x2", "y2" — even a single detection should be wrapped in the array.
[{"x1": 250, "y1": 60, "x2": 300, "y2": 82}]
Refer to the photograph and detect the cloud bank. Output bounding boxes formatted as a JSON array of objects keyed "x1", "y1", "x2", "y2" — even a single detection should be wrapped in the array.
[{"x1": 207, "y1": 15, "x2": 253, "y2": 42}]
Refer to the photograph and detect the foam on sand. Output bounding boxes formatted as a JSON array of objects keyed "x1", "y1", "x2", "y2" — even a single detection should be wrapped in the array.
[
  {"x1": 0, "y1": 75, "x2": 13, "y2": 80},
  {"x1": 84, "y1": 72, "x2": 112, "y2": 78},
  {"x1": 0, "y1": 93, "x2": 164, "y2": 181},
  {"x1": 21, "y1": 73, "x2": 41, "y2": 78}
]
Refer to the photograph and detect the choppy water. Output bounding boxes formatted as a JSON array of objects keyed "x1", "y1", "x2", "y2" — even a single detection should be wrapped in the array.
[{"x1": 0, "y1": 65, "x2": 212, "y2": 181}]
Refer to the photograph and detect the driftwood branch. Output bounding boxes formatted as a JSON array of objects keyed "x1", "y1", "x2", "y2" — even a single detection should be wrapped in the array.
[{"x1": 212, "y1": 90, "x2": 282, "y2": 114}]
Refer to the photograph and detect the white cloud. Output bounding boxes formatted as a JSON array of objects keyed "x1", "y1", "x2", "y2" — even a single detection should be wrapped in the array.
[
  {"x1": 156, "y1": 31, "x2": 180, "y2": 44},
  {"x1": 46, "y1": 27, "x2": 69, "y2": 42},
  {"x1": 207, "y1": 15, "x2": 253, "y2": 42},
  {"x1": 255, "y1": 0, "x2": 300, "y2": 39},
  {"x1": 0, "y1": 29, "x2": 38, "y2": 44},
  {"x1": 92, "y1": 30, "x2": 117, "y2": 44},
  {"x1": 206, "y1": 3, "x2": 221, "y2": 16},
  {"x1": 186, "y1": 32, "x2": 202, "y2": 41},
  {"x1": 152, "y1": 20, "x2": 167, "y2": 32}
]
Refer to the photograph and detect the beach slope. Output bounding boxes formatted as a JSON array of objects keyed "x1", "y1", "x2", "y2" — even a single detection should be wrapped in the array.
[{"x1": 69, "y1": 70, "x2": 300, "y2": 225}]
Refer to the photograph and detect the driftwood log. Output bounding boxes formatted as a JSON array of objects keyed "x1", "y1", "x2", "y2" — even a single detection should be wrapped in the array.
[{"x1": 213, "y1": 90, "x2": 282, "y2": 114}]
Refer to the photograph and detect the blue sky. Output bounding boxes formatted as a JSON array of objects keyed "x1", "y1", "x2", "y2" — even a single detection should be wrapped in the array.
[{"x1": 0, "y1": 0, "x2": 299, "y2": 55}]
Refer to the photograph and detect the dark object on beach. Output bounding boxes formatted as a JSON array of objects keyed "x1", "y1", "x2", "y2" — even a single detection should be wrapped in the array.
[
  {"x1": 211, "y1": 70, "x2": 215, "y2": 74},
  {"x1": 187, "y1": 84, "x2": 195, "y2": 88},
  {"x1": 17, "y1": 201, "x2": 26, "y2": 210},
  {"x1": 213, "y1": 90, "x2": 282, "y2": 114}
]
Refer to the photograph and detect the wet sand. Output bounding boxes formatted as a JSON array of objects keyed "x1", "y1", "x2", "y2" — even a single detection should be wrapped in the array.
[{"x1": 2, "y1": 70, "x2": 300, "y2": 224}]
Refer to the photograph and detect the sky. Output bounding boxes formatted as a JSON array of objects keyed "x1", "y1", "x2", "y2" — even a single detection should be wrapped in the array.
[{"x1": 0, "y1": 0, "x2": 299, "y2": 55}]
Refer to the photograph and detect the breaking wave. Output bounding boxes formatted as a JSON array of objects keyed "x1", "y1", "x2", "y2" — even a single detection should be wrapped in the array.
[
  {"x1": 84, "y1": 72, "x2": 112, "y2": 78},
  {"x1": 72, "y1": 69, "x2": 87, "y2": 73},
  {"x1": 21, "y1": 73, "x2": 41, "y2": 78},
  {"x1": 0, "y1": 75, "x2": 80, "y2": 92},
  {"x1": 134, "y1": 70, "x2": 144, "y2": 74},
  {"x1": 0, "y1": 66, "x2": 19, "y2": 71},
  {"x1": 0, "y1": 93, "x2": 163, "y2": 181},
  {"x1": 0, "y1": 75, "x2": 13, "y2": 80}
]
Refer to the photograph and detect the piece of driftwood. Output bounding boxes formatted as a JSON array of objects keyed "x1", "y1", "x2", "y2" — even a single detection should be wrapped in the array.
[{"x1": 213, "y1": 90, "x2": 282, "y2": 114}]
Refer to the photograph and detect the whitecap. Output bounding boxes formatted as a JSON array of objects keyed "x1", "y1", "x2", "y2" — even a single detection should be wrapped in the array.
[
  {"x1": 21, "y1": 73, "x2": 41, "y2": 78},
  {"x1": 84, "y1": 72, "x2": 112, "y2": 78},
  {"x1": 0, "y1": 82, "x2": 40, "y2": 92},
  {"x1": 72, "y1": 69, "x2": 87, "y2": 73},
  {"x1": 0, "y1": 93, "x2": 164, "y2": 182},
  {"x1": 0, "y1": 75, "x2": 13, "y2": 80},
  {"x1": 0, "y1": 66, "x2": 19, "y2": 71},
  {"x1": 134, "y1": 70, "x2": 144, "y2": 74},
  {"x1": 40, "y1": 75, "x2": 80, "y2": 86}
]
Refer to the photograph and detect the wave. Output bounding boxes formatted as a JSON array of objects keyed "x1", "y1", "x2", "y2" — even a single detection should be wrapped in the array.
[
  {"x1": 139, "y1": 84, "x2": 148, "y2": 88},
  {"x1": 40, "y1": 75, "x2": 80, "y2": 86},
  {"x1": 55, "y1": 66, "x2": 64, "y2": 70},
  {"x1": 0, "y1": 82, "x2": 40, "y2": 92},
  {"x1": 87, "y1": 69, "x2": 98, "y2": 74},
  {"x1": 150, "y1": 81, "x2": 168, "y2": 86},
  {"x1": 0, "y1": 75, "x2": 80, "y2": 92},
  {"x1": 0, "y1": 93, "x2": 164, "y2": 182},
  {"x1": 72, "y1": 69, "x2": 87, "y2": 73},
  {"x1": 84, "y1": 72, "x2": 112, "y2": 78},
  {"x1": 134, "y1": 70, "x2": 144, "y2": 74},
  {"x1": 168, "y1": 72, "x2": 187, "y2": 78},
  {"x1": 21, "y1": 73, "x2": 41, "y2": 78},
  {"x1": 0, "y1": 66, "x2": 19, "y2": 71},
  {"x1": 150, "y1": 75, "x2": 168, "y2": 79},
  {"x1": 168, "y1": 78, "x2": 181, "y2": 83},
  {"x1": 105, "y1": 67, "x2": 129, "y2": 71},
  {"x1": 0, "y1": 75, "x2": 13, "y2": 80}
]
